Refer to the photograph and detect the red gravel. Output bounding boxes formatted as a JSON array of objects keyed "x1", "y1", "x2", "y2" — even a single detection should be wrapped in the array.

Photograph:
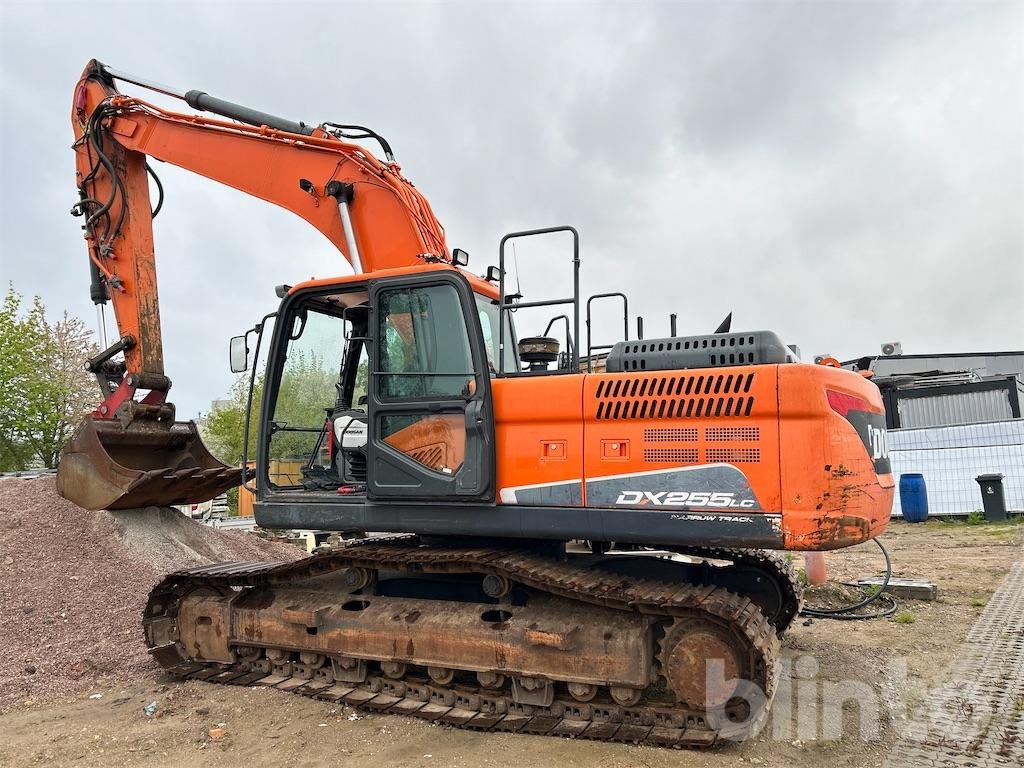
[{"x1": 0, "y1": 476, "x2": 303, "y2": 714}]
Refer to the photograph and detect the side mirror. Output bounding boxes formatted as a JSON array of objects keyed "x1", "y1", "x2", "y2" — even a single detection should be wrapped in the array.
[
  {"x1": 229, "y1": 335, "x2": 249, "y2": 373},
  {"x1": 452, "y1": 248, "x2": 469, "y2": 266}
]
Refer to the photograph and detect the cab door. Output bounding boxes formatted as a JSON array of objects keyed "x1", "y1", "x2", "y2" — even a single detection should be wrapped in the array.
[{"x1": 367, "y1": 272, "x2": 495, "y2": 501}]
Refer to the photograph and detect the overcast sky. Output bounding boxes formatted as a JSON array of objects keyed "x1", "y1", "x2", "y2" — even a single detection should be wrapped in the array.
[{"x1": 1, "y1": 0, "x2": 1021, "y2": 418}]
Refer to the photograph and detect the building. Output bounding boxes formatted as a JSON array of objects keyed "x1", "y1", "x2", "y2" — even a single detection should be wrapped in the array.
[
  {"x1": 843, "y1": 351, "x2": 1024, "y2": 430},
  {"x1": 842, "y1": 349, "x2": 1023, "y2": 516}
]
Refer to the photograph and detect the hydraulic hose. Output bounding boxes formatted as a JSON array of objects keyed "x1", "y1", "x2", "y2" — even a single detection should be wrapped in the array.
[{"x1": 800, "y1": 537, "x2": 899, "y2": 620}]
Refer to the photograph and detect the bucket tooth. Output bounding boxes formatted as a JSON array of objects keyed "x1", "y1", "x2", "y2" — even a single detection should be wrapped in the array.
[{"x1": 56, "y1": 416, "x2": 243, "y2": 511}]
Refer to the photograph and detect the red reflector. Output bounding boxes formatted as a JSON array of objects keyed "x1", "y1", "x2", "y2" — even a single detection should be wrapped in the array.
[{"x1": 826, "y1": 389, "x2": 872, "y2": 417}]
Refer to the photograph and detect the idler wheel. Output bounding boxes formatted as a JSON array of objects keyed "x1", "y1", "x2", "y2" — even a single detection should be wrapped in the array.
[{"x1": 660, "y1": 618, "x2": 746, "y2": 709}]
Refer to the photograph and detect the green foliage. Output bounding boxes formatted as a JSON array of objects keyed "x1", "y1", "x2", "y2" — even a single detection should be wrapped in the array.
[
  {"x1": 0, "y1": 286, "x2": 98, "y2": 469},
  {"x1": 269, "y1": 349, "x2": 338, "y2": 461},
  {"x1": 203, "y1": 375, "x2": 263, "y2": 467},
  {"x1": 225, "y1": 486, "x2": 239, "y2": 516},
  {"x1": 966, "y1": 510, "x2": 986, "y2": 526},
  {"x1": 893, "y1": 610, "x2": 916, "y2": 625},
  {"x1": 202, "y1": 349, "x2": 342, "y2": 471}
]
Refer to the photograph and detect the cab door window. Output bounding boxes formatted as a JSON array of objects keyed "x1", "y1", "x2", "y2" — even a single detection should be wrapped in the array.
[
  {"x1": 378, "y1": 285, "x2": 474, "y2": 399},
  {"x1": 377, "y1": 284, "x2": 475, "y2": 472}
]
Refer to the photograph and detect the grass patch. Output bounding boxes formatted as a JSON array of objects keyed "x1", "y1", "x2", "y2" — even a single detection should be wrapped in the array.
[
  {"x1": 966, "y1": 510, "x2": 986, "y2": 526},
  {"x1": 970, "y1": 598, "x2": 987, "y2": 608},
  {"x1": 893, "y1": 610, "x2": 916, "y2": 625},
  {"x1": 922, "y1": 515, "x2": 1023, "y2": 536}
]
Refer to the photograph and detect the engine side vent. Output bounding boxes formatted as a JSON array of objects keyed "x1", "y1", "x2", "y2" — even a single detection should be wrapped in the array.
[
  {"x1": 606, "y1": 330, "x2": 790, "y2": 374},
  {"x1": 595, "y1": 372, "x2": 757, "y2": 421},
  {"x1": 705, "y1": 427, "x2": 760, "y2": 442},
  {"x1": 643, "y1": 447, "x2": 699, "y2": 463},
  {"x1": 706, "y1": 447, "x2": 761, "y2": 464},
  {"x1": 644, "y1": 427, "x2": 698, "y2": 442},
  {"x1": 344, "y1": 452, "x2": 367, "y2": 483}
]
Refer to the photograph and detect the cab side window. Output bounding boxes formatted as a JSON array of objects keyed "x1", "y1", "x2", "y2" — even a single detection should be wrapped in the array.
[{"x1": 377, "y1": 285, "x2": 474, "y2": 400}]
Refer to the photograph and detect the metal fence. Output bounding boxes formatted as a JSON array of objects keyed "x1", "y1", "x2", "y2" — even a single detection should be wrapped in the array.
[{"x1": 889, "y1": 419, "x2": 1023, "y2": 516}]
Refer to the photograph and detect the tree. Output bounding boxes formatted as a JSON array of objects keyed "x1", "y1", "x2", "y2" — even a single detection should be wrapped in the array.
[
  {"x1": 202, "y1": 350, "x2": 340, "y2": 468},
  {"x1": 203, "y1": 374, "x2": 263, "y2": 467},
  {"x1": 0, "y1": 286, "x2": 100, "y2": 469},
  {"x1": 202, "y1": 353, "x2": 342, "y2": 513}
]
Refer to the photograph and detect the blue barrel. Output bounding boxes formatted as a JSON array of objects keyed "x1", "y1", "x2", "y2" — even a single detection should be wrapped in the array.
[{"x1": 899, "y1": 473, "x2": 929, "y2": 523}]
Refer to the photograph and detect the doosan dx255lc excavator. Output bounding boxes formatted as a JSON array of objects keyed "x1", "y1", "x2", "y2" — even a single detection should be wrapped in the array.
[{"x1": 57, "y1": 60, "x2": 893, "y2": 747}]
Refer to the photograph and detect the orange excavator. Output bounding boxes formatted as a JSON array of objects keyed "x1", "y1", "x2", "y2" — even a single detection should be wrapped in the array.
[{"x1": 58, "y1": 60, "x2": 894, "y2": 747}]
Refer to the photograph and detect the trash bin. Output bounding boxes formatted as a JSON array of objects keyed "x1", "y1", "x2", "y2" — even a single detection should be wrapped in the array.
[{"x1": 975, "y1": 474, "x2": 1008, "y2": 522}]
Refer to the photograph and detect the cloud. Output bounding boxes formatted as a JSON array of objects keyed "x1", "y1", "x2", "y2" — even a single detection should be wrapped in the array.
[{"x1": 1, "y1": 0, "x2": 1020, "y2": 417}]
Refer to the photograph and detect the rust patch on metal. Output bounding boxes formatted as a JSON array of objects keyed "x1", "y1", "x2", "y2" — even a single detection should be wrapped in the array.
[
  {"x1": 144, "y1": 543, "x2": 783, "y2": 748},
  {"x1": 56, "y1": 416, "x2": 242, "y2": 511}
]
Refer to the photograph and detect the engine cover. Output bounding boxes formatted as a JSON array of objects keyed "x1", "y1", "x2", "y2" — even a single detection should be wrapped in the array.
[{"x1": 606, "y1": 330, "x2": 792, "y2": 373}]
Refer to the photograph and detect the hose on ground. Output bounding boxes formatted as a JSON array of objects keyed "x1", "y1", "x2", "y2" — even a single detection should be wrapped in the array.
[{"x1": 800, "y1": 537, "x2": 899, "y2": 620}]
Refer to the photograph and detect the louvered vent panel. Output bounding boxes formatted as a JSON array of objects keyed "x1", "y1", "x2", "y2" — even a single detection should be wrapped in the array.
[
  {"x1": 705, "y1": 427, "x2": 760, "y2": 442},
  {"x1": 643, "y1": 448, "x2": 700, "y2": 463},
  {"x1": 616, "y1": 335, "x2": 761, "y2": 371},
  {"x1": 643, "y1": 427, "x2": 698, "y2": 442},
  {"x1": 705, "y1": 447, "x2": 761, "y2": 464},
  {"x1": 595, "y1": 372, "x2": 757, "y2": 421}
]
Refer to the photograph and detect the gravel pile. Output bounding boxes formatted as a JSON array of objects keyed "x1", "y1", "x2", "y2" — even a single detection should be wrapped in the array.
[{"x1": 0, "y1": 476, "x2": 304, "y2": 714}]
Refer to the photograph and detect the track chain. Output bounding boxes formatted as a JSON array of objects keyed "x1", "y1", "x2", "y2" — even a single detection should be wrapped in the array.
[
  {"x1": 144, "y1": 540, "x2": 779, "y2": 748},
  {"x1": 659, "y1": 546, "x2": 804, "y2": 633}
]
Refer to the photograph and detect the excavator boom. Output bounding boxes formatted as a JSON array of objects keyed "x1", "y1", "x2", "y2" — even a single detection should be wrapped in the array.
[{"x1": 59, "y1": 60, "x2": 448, "y2": 510}]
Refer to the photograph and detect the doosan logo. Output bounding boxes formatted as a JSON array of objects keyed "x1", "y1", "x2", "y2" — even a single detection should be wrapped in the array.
[
  {"x1": 867, "y1": 425, "x2": 889, "y2": 461},
  {"x1": 615, "y1": 491, "x2": 756, "y2": 508}
]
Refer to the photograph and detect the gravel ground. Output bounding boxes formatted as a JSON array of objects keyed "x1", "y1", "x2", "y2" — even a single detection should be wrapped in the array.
[{"x1": 0, "y1": 476, "x2": 303, "y2": 714}]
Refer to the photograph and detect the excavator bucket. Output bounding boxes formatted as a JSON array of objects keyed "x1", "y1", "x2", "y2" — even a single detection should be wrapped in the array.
[{"x1": 56, "y1": 417, "x2": 244, "y2": 511}]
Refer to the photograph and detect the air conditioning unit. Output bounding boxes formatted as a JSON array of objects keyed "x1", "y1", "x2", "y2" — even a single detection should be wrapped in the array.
[{"x1": 880, "y1": 341, "x2": 903, "y2": 356}]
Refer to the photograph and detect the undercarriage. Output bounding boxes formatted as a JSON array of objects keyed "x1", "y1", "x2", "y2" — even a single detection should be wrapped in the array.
[{"x1": 144, "y1": 538, "x2": 801, "y2": 747}]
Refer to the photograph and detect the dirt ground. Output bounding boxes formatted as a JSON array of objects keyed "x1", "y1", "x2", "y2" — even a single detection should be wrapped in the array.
[{"x1": 1, "y1": 518, "x2": 1021, "y2": 768}]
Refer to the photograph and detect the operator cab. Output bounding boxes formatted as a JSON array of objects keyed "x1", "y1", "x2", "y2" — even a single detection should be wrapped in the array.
[
  {"x1": 234, "y1": 267, "x2": 512, "y2": 503},
  {"x1": 231, "y1": 227, "x2": 587, "y2": 507}
]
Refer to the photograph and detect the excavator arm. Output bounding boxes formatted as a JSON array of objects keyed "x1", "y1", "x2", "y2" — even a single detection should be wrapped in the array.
[{"x1": 58, "y1": 60, "x2": 449, "y2": 511}]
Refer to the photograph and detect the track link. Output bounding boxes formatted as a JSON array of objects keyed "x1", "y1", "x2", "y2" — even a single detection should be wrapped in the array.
[
  {"x1": 144, "y1": 540, "x2": 779, "y2": 748},
  {"x1": 661, "y1": 546, "x2": 804, "y2": 633}
]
